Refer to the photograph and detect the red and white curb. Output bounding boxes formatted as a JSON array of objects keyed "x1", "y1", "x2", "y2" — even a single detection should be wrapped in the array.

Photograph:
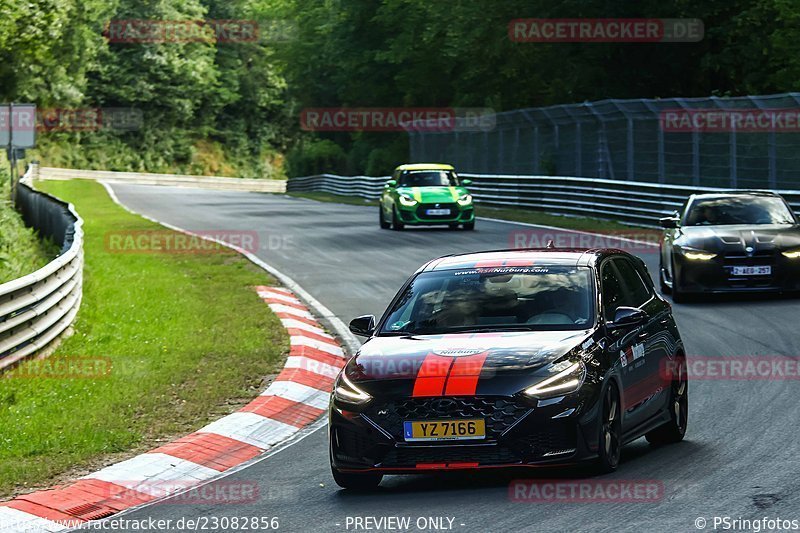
[{"x1": 0, "y1": 286, "x2": 346, "y2": 533}]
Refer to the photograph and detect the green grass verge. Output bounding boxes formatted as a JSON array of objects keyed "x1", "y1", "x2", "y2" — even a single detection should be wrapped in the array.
[
  {"x1": 0, "y1": 176, "x2": 59, "y2": 284},
  {"x1": 0, "y1": 180, "x2": 288, "y2": 497}
]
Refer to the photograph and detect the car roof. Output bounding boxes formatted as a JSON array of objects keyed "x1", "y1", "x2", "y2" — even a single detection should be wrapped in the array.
[
  {"x1": 689, "y1": 190, "x2": 782, "y2": 201},
  {"x1": 395, "y1": 163, "x2": 454, "y2": 171},
  {"x1": 422, "y1": 248, "x2": 625, "y2": 272}
]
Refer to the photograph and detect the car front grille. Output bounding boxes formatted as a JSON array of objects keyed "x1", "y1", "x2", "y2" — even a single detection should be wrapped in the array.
[
  {"x1": 381, "y1": 445, "x2": 522, "y2": 467},
  {"x1": 363, "y1": 396, "x2": 532, "y2": 441}
]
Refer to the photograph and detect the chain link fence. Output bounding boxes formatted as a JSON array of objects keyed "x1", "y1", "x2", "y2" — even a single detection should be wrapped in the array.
[{"x1": 409, "y1": 93, "x2": 800, "y2": 190}]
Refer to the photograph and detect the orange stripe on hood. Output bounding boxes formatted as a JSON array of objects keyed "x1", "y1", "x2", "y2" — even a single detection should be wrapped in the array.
[{"x1": 412, "y1": 354, "x2": 455, "y2": 397}]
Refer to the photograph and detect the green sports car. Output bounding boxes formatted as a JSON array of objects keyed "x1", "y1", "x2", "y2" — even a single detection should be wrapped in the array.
[{"x1": 379, "y1": 164, "x2": 475, "y2": 230}]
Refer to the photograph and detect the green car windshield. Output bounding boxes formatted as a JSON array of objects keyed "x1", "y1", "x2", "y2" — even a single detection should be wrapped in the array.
[
  {"x1": 399, "y1": 170, "x2": 458, "y2": 187},
  {"x1": 380, "y1": 266, "x2": 595, "y2": 335}
]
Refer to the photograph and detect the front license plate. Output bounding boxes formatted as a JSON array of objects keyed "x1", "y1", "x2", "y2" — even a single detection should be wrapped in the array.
[
  {"x1": 732, "y1": 265, "x2": 772, "y2": 276},
  {"x1": 403, "y1": 419, "x2": 485, "y2": 442},
  {"x1": 425, "y1": 208, "x2": 451, "y2": 216}
]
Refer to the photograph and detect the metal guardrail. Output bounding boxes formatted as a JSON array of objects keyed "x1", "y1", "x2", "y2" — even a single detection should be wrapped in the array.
[
  {"x1": 0, "y1": 166, "x2": 83, "y2": 371},
  {"x1": 287, "y1": 173, "x2": 800, "y2": 227},
  {"x1": 37, "y1": 165, "x2": 287, "y2": 193}
]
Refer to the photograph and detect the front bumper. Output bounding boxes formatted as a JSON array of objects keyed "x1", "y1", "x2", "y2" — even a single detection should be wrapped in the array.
[
  {"x1": 673, "y1": 251, "x2": 800, "y2": 293},
  {"x1": 329, "y1": 393, "x2": 600, "y2": 474},
  {"x1": 397, "y1": 202, "x2": 474, "y2": 225}
]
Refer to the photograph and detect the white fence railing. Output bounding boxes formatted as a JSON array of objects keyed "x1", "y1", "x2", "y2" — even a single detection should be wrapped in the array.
[
  {"x1": 0, "y1": 167, "x2": 83, "y2": 371},
  {"x1": 37, "y1": 166, "x2": 287, "y2": 193},
  {"x1": 287, "y1": 173, "x2": 800, "y2": 227}
]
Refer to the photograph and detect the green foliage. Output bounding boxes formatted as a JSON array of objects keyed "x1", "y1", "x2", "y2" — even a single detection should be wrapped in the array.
[
  {"x1": 286, "y1": 138, "x2": 346, "y2": 176},
  {"x1": 0, "y1": 170, "x2": 58, "y2": 284}
]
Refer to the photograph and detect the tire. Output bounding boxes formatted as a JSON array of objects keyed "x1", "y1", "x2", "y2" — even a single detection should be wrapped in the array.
[
  {"x1": 379, "y1": 206, "x2": 390, "y2": 229},
  {"x1": 646, "y1": 355, "x2": 688, "y2": 445},
  {"x1": 331, "y1": 466, "x2": 383, "y2": 490},
  {"x1": 594, "y1": 383, "x2": 622, "y2": 474},
  {"x1": 391, "y1": 206, "x2": 404, "y2": 231},
  {"x1": 463, "y1": 221, "x2": 475, "y2": 231}
]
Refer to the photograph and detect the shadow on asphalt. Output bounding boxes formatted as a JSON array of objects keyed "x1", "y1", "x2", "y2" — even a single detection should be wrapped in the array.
[{"x1": 329, "y1": 439, "x2": 705, "y2": 498}]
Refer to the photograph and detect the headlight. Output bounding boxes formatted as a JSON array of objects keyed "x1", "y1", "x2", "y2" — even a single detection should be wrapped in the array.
[
  {"x1": 523, "y1": 361, "x2": 585, "y2": 399},
  {"x1": 398, "y1": 194, "x2": 417, "y2": 207},
  {"x1": 333, "y1": 373, "x2": 372, "y2": 404},
  {"x1": 782, "y1": 249, "x2": 800, "y2": 259},
  {"x1": 678, "y1": 247, "x2": 717, "y2": 261},
  {"x1": 457, "y1": 193, "x2": 473, "y2": 206}
]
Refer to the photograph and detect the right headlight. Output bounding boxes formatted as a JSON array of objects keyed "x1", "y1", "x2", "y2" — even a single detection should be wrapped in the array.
[
  {"x1": 333, "y1": 373, "x2": 372, "y2": 405},
  {"x1": 782, "y1": 248, "x2": 800, "y2": 259},
  {"x1": 398, "y1": 194, "x2": 418, "y2": 207},
  {"x1": 457, "y1": 193, "x2": 473, "y2": 206},
  {"x1": 523, "y1": 360, "x2": 585, "y2": 399}
]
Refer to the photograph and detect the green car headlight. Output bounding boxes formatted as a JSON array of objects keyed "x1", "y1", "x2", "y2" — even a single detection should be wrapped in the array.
[
  {"x1": 457, "y1": 193, "x2": 473, "y2": 206},
  {"x1": 398, "y1": 194, "x2": 418, "y2": 207}
]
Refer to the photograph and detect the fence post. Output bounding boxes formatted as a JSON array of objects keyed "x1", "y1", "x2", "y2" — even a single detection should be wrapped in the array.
[
  {"x1": 730, "y1": 127, "x2": 738, "y2": 188},
  {"x1": 692, "y1": 131, "x2": 700, "y2": 186},
  {"x1": 768, "y1": 130, "x2": 777, "y2": 189},
  {"x1": 575, "y1": 122, "x2": 582, "y2": 176},
  {"x1": 627, "y1": 118, "x2": 634, "y2": 180}
]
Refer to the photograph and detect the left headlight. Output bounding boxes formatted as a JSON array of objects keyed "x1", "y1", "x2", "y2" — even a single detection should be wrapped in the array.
[
  {"x1": 457, "y1": 193, "x2": 473, "y2": 206},
  {"x1": 398, "y1": 194, "x2": 418, "y2": 207},
  {"x1": 523, "y1": 360, "x2": 585, "y2": 399},
  {"x1": 678, "y1": 247, "x2": 717, "y2": 261},
  {"x1": 333, "y1": 373, "x2": 372, "y2": 405},
  {"x1": 782, "y1": 248, "x2": 800, "y2": 259}
]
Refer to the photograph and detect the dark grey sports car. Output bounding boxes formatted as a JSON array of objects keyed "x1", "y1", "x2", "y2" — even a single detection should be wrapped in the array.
[{"x1": 659, "y1": 191, "x2": 800, "y2": 302}]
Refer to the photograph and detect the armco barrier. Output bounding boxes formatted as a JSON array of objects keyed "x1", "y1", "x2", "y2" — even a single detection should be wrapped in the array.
[
  {"x1": 36, "y1": 165, "x2": 287, "y2": 193},
  {"x1": 287, "y1": 173, "x2": 800, "y2": 227},
  {"x1": 0, "y1": 167, "x2": 83, "y2": 371}
]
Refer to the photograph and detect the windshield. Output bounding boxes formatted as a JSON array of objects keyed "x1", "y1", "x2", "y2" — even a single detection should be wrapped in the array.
[
  {"x1": 379, "y1": 266, "x2": 594, "y2": 335},
  {"x1": 399, "y1": 170, "x2": 458, "y2": 187},
  {"x1": 685, "y1": 196, "x2": 795, "y2": 226}
]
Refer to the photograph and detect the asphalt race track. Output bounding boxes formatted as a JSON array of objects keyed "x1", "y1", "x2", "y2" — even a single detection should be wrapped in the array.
[{"x1": 102, "y1": 184, "x2": 800, "y2": 532}]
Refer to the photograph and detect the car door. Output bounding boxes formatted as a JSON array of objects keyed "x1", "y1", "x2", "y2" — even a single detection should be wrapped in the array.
[
  {"x1": 599, "y1": 258, "x2": 646, "y2": 429},
  {"x1": 612, "y1": 257, "x2": 668, "y2": 423}
]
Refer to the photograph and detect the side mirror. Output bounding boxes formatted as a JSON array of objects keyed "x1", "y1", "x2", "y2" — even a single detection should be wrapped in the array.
[
  {"x1": 659, "y1": 216, "x2": 679, "y2": 229},
  {"x1": 385, "y1": 179, "x2": 397, "y2": 188},
  {"x1": 606, "y1": 307, "x2": 648, "y2": 331},
  {"x1": 349, "y1": 315, "x2": 376, "y2": 337},
  {"x1": 461, "y1": 179, "x2": 472, "y2": 186}
]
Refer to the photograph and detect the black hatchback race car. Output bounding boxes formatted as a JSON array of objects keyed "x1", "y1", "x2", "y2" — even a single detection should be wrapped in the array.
[
  {"x1": 659, "y1": 191, "x2": 800, "y2": 302},
  {"x1": 329, "y1": 248, "x2": 687, "y2": 489}
]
